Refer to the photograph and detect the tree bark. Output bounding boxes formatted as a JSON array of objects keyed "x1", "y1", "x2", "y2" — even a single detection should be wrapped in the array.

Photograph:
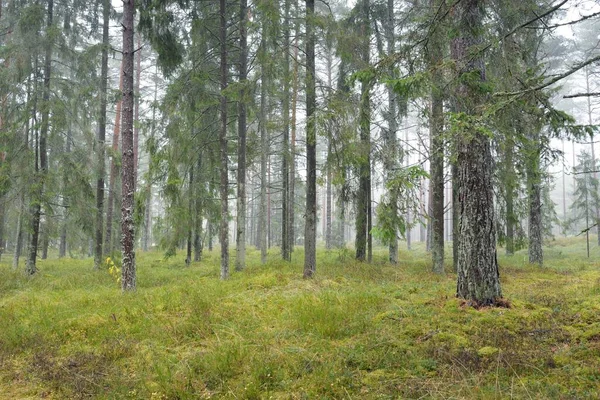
[
  {"x1": 289, "y1": 28, "x2": 299, "y2": 256},
  {"x1": 59, "y1": 123, "x2": 72, "y2": 258},
  {"x1": 194, "y1": 155, "x2": 203, "y2": 262},
  {"x1": 105, "y1": 61, "x2": 124, "y2": 256},
  {"x1": 428, "y1": 0, "x2": 445, "y2": 272},
  {"x1": 281, "y1": 0, "x2": 291, "y2": 261},
  {"x1": 121, "y1": 0, "x2": 136, "y2": 291},
  {"x1": 453, "y1": 0, "x2": 501, "y2": 305},
  {"x1": 26, "y1": 0, "x2": 53, "y2": 275},
  {"x1": 259, "y1": 28, "x2": 268, "y2": 265},
  {"x1": 134, "y1": 33, "x2": 141, "y2": 190},
  {"x1": 219, "y1": 0, "x2": 229, "y2": 279},
  {"x1": 505, "y1": 137, "x2": 516, "y2": 255},
  {"x1": 95, "y1": 0, "x2": 109, "y2": 268},
  {"x1": 527, "y1": 127, "x2": 543, "y2": 266},
  {"x1": 236, "y1": 0, "x2": 248, "y2": 271},
  {"x1": 186, "y1": 165, "x2": 194, "y2": 266},
  {"x1": 304, "y1": 0, "x2": 316, "y2": 278},
  {"x1": 355, "y1": 0, "x2": 371, "y2": 262}
]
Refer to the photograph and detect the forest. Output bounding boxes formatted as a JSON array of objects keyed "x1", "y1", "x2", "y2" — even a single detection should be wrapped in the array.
[{"x1": 1, "y1": 0, "x2": 600, "y2": 398}]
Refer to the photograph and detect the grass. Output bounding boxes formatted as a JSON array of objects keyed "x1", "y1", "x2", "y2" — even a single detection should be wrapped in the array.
[{"x1": 1, "y1": 237, "x2": 600, "y2": 399}]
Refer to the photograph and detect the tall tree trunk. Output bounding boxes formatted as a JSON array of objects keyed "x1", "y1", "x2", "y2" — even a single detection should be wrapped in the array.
[
  {"x1": 121, "y1": 0, "x2": 136, "y2": 291},
  {"x1": 452, "y1": 162, "x2": 458, "y2": 268},
  {"x1": 259, "y1": 29, "x2": 268, "y2": 265},
  {"x1": 13, "y1": 194, "x2": 25, "y2": 269},
  {"x1": 281, "y1": 0, "x2": 291, "y2": 261},
  {"x1": 326, "y1": 140, "x2": 332, "y2": 250},
  {"x1": 584, "y1": 67, "x2": 600, "y2": 245},
  {"x1": 236, "y1": 0, "x2": 248, "y2": 271},
  {"x1": 26, "y1": 0, "x2": 53, "y2": 275},
  {"x1": 303, "y1": 0, "x2": 316, "y2": 278},
  {"x1": 105, "y1": 61, "x2": 124, "y2": 256},
  {"x1": 505, "y1": 137, "x2": 516, "y2": 255},
  {"x1": 453, "y1": 0, "x2": 501, "y2": 306},
  {"x1": 95, "y1": 0, "x2": 109, "y2": 268},
  {"x1": 355, "y1": 0, "x2": 370, "y2": 262},
  {"x1": 527, "y1": 127, "x2": 543, "y2": 266},
  {"x1": 219, "y1": 0, "x2": 229, "y2": 279},
  {"x1": 134, "y1": 33, "x2": 141, "y2": 190},
  {"x1": 193, "y1": 154, "x2": 203, "y2": 262},
  {"x1": 289, "y1": 29, "x2": 299, "y2": 256},
  {"x1": 429, "y1": 16, "x2": 445, "y2": 272},
  {"x1": 384, "y1": 0, "x2": 398, "y2": 263},
  {"x1": 59, "y1": 123, "x2": 72, "y2": 258},
  {"x1": 186, "y1": 165, "x2": 194, "y2": 266},
  {"x1": 143, "y1": 65, "x2": 159, "y2": 253}
]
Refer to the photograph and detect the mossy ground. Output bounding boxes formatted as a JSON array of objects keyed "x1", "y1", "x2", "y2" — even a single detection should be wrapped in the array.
[{"x1": 1, "y1": 237, "x2": 599, "y2": 399}]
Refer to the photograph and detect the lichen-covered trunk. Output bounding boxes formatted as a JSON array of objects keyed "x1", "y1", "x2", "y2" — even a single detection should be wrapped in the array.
[
  {"x1": 281, "y1": 0, "x2": 291, "y2": 261},
  {"x1": 505, "y1": 139, "x2": 516, "y2": 255},
  {"x1": 303, "y1": 0, "x2": 316, "y2": 278},
  {"x1": 133, "y1": 33, "x2": 141, "y2": 190},
  {"x1": 26, "y1": 0, "x2": 52, "y2": 275},
  {"x1": 105, "y1": 61, "x2": 124, "y2": 256},
  {"x1": 527, "y1": 129, "x2": 543, "y2": 266},
  {"x1": 194, "y1": 156, "x2": 203, "y2": 262},
  {"x1": 94, "y1": 0, "x2": 109, "y2": 269},
  {"x1": 186, "y1": 165, "x2": 194, "y2": 266},
  {"x1": 259, "y1": 30, "x2": 268, "y2": 265},
  {"x1": 430, "y1": 93, "x2": 444, "y2": 273},
  {"x1": 236, "y1": 0, "x2": 248, "y2": 271},
  {"x1": 453, "y1": 0, "x2": 501, "y2": 305},
  {"x1": 120, "y1": 0, "x2": 136, "y2": 291},
  {"x1": 326, "y1": 140, "x2": 332, "y2": 250},
  {"x1": 219, "y1": 0, "x2": 229, "y2": 280},
  {"x1": 355, "y1": 0, "x2": 370, "y2": 262},
  {"x1": 452, "y1": 163, "x2": 459, "y2": 268},
  {"x1": 428, "y1": 0, "x2": 444, "y2": 273},
  {"x1": 289, "y1": 26, "x2": 300, "y2": 256},
  {"x1": 13, "y1": 194, "x2": 25, "y2": 269}
]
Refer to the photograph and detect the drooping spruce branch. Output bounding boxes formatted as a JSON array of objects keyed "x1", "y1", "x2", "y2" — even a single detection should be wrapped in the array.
[{"x1": 495, "y1": 54, "x2": 600, "y2": 97}]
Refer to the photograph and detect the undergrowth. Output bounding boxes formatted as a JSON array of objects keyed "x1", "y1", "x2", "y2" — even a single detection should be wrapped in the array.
[{"x1": 0, "y1": 238, "x2": 599, "y2": 399}]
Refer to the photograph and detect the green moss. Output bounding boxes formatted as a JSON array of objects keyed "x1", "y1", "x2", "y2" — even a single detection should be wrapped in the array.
[{"x1": 1, "y1": 238, "x2": 600, "y2": 398}]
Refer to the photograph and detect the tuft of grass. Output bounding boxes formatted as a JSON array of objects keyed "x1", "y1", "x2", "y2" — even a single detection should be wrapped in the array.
[{"x1": 1, "y1": 237, "x2": 600, "y2": 398}]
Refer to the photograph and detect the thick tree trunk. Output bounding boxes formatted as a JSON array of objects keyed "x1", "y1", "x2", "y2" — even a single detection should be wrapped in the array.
[
  {"x1": 355, "y1": 0, "x2": 370, "y2": 262},
  {"x1": 259, "y1": 30, "x2": 268, "y2": 265},
  {"x1": 219, "y1": 0, "x2": 229, "y2": 280},
  {"x1": 95, "y1": 0, "x2": 109, "y2": 268},
  {"x1": 26, "y1": 0, "x2": 53, "y2": 275},
  {"x1": 236, "y1": 0, "x2": 248, "y2": 271},
  {"x1": 453, "y1": 0, "x2": 501, "y2": 306},
  {"x1": 304, "y1": 0, "x2": 316, "y2": 278},
  {"x1": 527, "y1": 128, "x2": 543, "y2": 266},
  {"x1": 430, "y1": 94, "x2": 444, "y2": 273},
  {"x1": 326, "y1": 140, "x2": 332, "y2": 250},
  {"x1": 13, "y1": 194, "x2": 25, "y2": 269},
  {"x1": 585, "y1": 68, "x2": 600, "y2": 245},
  {"x1": 134, "y1": 33, "x2": 141, "y2": 190},
  {"x1": 452, "y1": 163, "x2": 458, "y2": 268},
  {"x1": 121, "y1": 0, "x2": 136, "y2": 291},
  {"x1": 289, "y1": 33, "x2": 299, "y2": 256},
  {"x1": 505, "y1": 138, "x2": 516, "y2": 255},
  {"x1": 59, "y1": 122, "x2": 73, "y2": 259},
  {"x1": 428, "y1": 0, "x2": 444, "y2": 272},
  {"x1": 105, "y1": 61, "x2": 124, "y2": 256},
  {"x1": 42, "y1": 232, "x2": 49, "y2": 260}
]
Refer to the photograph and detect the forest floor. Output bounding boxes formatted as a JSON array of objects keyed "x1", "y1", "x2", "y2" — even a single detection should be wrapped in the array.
[{"x1": 1, "y1": 237, "x2": 600, "y2": 399}]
